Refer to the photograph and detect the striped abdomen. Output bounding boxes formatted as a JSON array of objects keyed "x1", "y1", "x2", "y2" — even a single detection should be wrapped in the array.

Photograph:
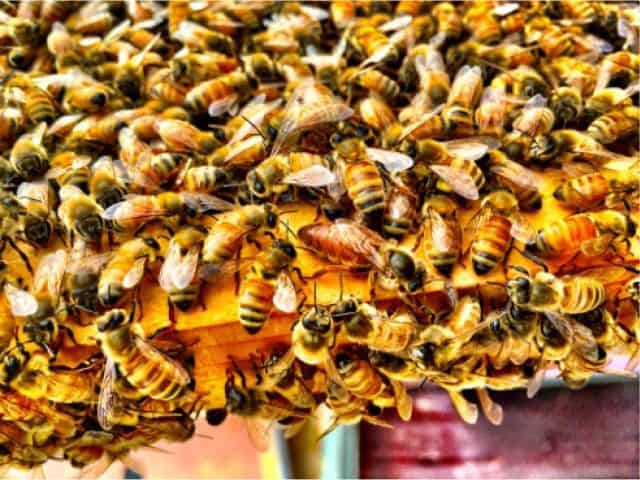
[
  {"x1": 344, "y1": 160, "x2": 385, "y2": 228},
  {"x1": 554, "y1": 173, "x2": 609, "y2": 208},
  {"x1": 560, "y1": 277, "x2": 606, "y2": 314},
  {"x1": 238, "y1": 277, "x2": 276, "y2": 334},
  {"x1": 342, "y1": 362, "x2": 386, "y2": 399},
  {"x1": 535, "y1": 214, "x2": 597, "y2": 256},
  {"x1": 471, "y1": 214, "x2": 512, "y2": 275},
  {"x1": 115, "y1": 340, "x2": 188, "y2": 400},
  {"x1": 426, "y1": 219, "x2": 460, "y2": 276},
  {"x1": 25, "y1": 87, "x2": 56, "y2": 124},
  {"x1": 201, "y1": 222, "x2": 246, "y2": 265}
]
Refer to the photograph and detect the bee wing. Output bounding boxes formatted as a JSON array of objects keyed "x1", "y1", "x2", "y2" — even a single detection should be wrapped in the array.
[
  {"x1": 544, "y1": 312, "x2": 574, "y2": 342},
  {"x1": 491, "y1": 157, "x2": 543, "y2": 191},
  {"x1": 573, "y1": 33, "x2": 614, "y2": 53},
  {"x1": 508, "y1": 211, "x2": 536, "y2": 244},
  {"x1": 180, "y1": 192, "x2": 235, "y2": 213},
  {"x1": 448, "y1": 391, "x2": 478, "y2": 424},
  {"x1": 493, "y1": 2, "x2": 519, "y2": 16},
  {"x1": 570, "y1": 321, "x2": 600, "y2": 363},
  {"x1": 17, "y1": 181, "x2": 49, "y2": 205},
  {"x1": 158, "y1": 241, "x2": 181, "y2": 292},
  {"x1": 133, "y1": 334, "x2": 191, "y2": 384},
  {"x1": 334, "y1": 219, "x2": 386, "y2": 270},
  {"x1": 577, "y1": 266, "x2": 636, "y2": 286},
  {"x1": 273, "y1": 272, "x2": 297, "y2": 313},
  {"x1": 429, "y1": 208, "x2": 454, "y2": 252},
  {"x1": 523, "y1": 94, "x2": 547, "y2": 109},
  {"x1": 366, "y1": 148, "x2": 413, "y2": 173},
  {"x1": 389, "y1": 379, "x2": 413, "y2": 421},
  {"x1": 282, "y1": 164, "x2": 338, "y2": 187},
  {"x1": 230, "y1": 98, "x2": 281, "y2": 144},
  {"x1": 47, "y1": 113, "x2": 85, "y2": 136},
  {"x1": 463, "y1": 206, "x2": 492, "y2": 249},
  {"x1": 59, "y1": 184, "x2": 86, "y2": 201},
  {"x1": 34, "y1": 249, "x2": 68, "y2": 298},
  {"x1": 199, "y1": 257, "x2": 255, "y2": 280},
  {"x1": 103, "y1": 199, "x2": 160, "y2": 222},
  {"x1": 476, "y1": 388, "x2": 503, "y2": 426},
  {"x1": 443, "y1": 136, "x2": 501, "y2": 161},
  {"x1": 245, "y1": 418, "x2": 272, "y2": 452},
  {"x1": 173, "y1": 246, "x2": 201, "y2": 290},
  {"x1": 79, "y1": 453, "x2": 117, "y2": 480},
  {"x1": 430, "y1": 165, "x2": 480, "y2": 200},
  {"x1": 122, "y1": 257, "x2": 148, "y2": 289},
  {"x1": 97, "y1": 358, "x2": 119, "y2": 431},
  {"x1": 208, "y1": 93, "x2": 239, "y2": 118},
  {"x1": 68, "y1": 251, "x2": 115, "y2": 274},
  {"x1": 399, "y1": 104, "x2": 445, "y2": 141},
  {"x1": 4, "y1": 283, "x2": 38, "y2": 317}
]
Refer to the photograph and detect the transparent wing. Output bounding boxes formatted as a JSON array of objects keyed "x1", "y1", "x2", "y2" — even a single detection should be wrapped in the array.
[
  {"x1": 273, "y1": 272, "x2": 296, "y2": 313},
  {"x1": 571, "y1": 321, "x2": 600, "y2": 362},
  {"x1": 159, "y1": 241, "x2": 181, "y2": 292},
  {"x1": 133, "y1": 334, "x2": 191, "y2": 385},
  {"x1": 399, "y1": 104, "x2": 445, "y2": 141},
  {"x1": 429, "y1": 208, "x2": 455, "y2": 252},
  {"x1": 493, "y1": 2, "x2": 519, "y2": 16},
  {"x1": 282, "y1": 165, "x2": 337, "y2": 187},
  {"x1": 245, "y1": 418, "x2": 272, "y2": 452},
  {"x1": 444, "y1": 136, "x2": 501, "y2": 161},
  {"x1": 523, "y1": 94, "x2": 547, "y2": 110},
  {"x1": 431, "y1": 165, "x2": 480, "y2": 200},
  {"x1": 97, "y1": 358, "x2": 119, "y2": 431},
  {"x1": 122, "y1": 257, "x2": 147, "y2": 289},
  {"x1": 59, "y1": 184, "x2": 86, "y2": 201},
  {"x1": 490, "y1": 157, "x2": 543, "y2": 190},
  {"x1": 509, "y1": 211, "x2": 536, "y2": 244},
  {"x1": 33, "y1": 249, "x2": 68, "y2": 299},
  {"x1": 4, "y1": 283, "x2": 38, "y2": 317},
  {"x1": 173, "y1": 245, "x2": 200, "y2": 290},
  {"x1": 180, "y1": 192, "x2": 234, "y2": 213},
  {"x1": 366, "y1": 148, "x2": 413, "y2": 173},
  {"x1": 333, "y1": 219, "x2": 386, "y2": 270}
]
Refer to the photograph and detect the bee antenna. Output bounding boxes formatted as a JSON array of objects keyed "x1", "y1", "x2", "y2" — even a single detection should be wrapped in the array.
[
  {"x1": 338, "y1": 272, "x2": 344, "y2": 302},
  {"x1": 279, "y1": 219, "x2": 297, "y2": 239},
  {"x1": 240, "y1": 115, "x2": 267, "y2": 142},
  {"x1": 313, "y1": 281, "x2": 318, "y2": 313}
]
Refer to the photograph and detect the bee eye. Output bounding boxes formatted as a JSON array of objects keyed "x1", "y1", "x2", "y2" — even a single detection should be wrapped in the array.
[
  {"x1": 335, "y1": 353, "x2": 351, "y2": 369},
  {"x1": 516, "y1": 277, "x2": 530, "y2": 290},
  {"x1": 213, "y1": 128, "x2": 227, "y2": 142},
  {"x1": 366, "y1": 403, "x2": 382, "y2": 416},
  {"x1": 144, "y1": 238, "x2": 160, "y2": 249},
  {"x1": 389, "y1": 251, "x2": 415, "y2": 280},
  {"x1": 205, "y1": 408, "x2": 228, "y2": 426},
  {"x1": 4, "y1": 355, "x2": 21, "y2": 379}
]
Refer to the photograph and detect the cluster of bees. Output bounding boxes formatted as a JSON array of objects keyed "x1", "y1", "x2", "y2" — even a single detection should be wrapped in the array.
[{"x1": 0, "y1": 0, "x2": 637, "y2": 475}]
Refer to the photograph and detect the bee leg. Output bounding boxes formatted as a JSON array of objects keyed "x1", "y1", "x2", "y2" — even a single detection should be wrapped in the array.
[
  {"x1": 413, "y1": 224, "x2": 425, "y2": 253},
  {"x1": 368, "y1": 270, "x2": 377, "y2": 306},
  {"x1": 292, "y1": 266, "x2": 306, "y2": 285},
  {"x1": 228, "y1": 355, "x2": 246, "y2": 388},
  {"x1": 59, "y1": 325, "x2": 78, "y2": 346},
  {"x1": 6, "y1": 237, "x2": 33, "y2": 275},
  {"x1": 168, "y1": 298, "x2": 175, "y2": 326},
  {"x1": 296, "y1": 291, "x2": 307, "y2": 314}
]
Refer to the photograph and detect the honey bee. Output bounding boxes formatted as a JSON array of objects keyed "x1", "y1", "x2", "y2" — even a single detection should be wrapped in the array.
[
  {"x1": 583, "y1": 82, "x2": 639, "y2": 122},
  {"x1": 529, "y1": 210, "x2": 636, "y2": 258},
  {"x1": 9, "y1": 122, "x2": 48, "y2": 180},
  {"x1": 208, "y1": 135, "x2": 268, "y2": 172},
  {"x1": 155, "y1": 118, "x2": 220, "y2": 154},
  {"x1": 1, "y1": 348, "x2": 97, "y2": 403},
  {"x1": 57, "y1": 185, "x2": 104, "y2": 244},
  {"x1": 298, "y1": 219, "x2": 426, "y2": 299},
  {"x1": 14, "y1": 180, "x2": 56, "y2": 245},
  {"x1": 529, "y1": 129, "x2": 611, "y2": 165},
  {"x1": 112, "y1": 37, "x2": 164, "y2": 102},
  {"x1": 338, "y1": 301, "x2": 421, "y2": 354},
  {"x1": 417, "y1": 194, "x2": 461, "y2": 276},
  {"x1": 490, "y1": 65, "x2": 551, "y2": 99},
  {"x1": 97, "y1": 308, "x2": 192, "y2": 401},
  {"x1": 325, "y1": 348, "x2": 412, "y2": 421},
  {"x1": 104, "y1": 191, "x2": 232, "y2": 235},
  {"x1": 486, "y1": 150, "x2": 544, "y2": 211},
  {"x1": 172, "y1": 19, "x2": 235, "y2": 55},
  {"x1": 463, "y1": 4, "x2": 502, "y2": 45},
  {"x1": 0, "y1": 107, "x2": 24, "y2": 150},
  {"x1": 171, "y1": 48, "x2": 238, "y2": 86},
  {"x1": 159, "y1": 226, "x2": 206, "y2": 313},
  {"x1": 511, "y1": 94, "x2": 556, "y2": 138},
  {"x1": 89, "y1": 156, "x2": 128, "y2": 209},
  {"x1": 466, "y1": 190, "x2": 536, "y2": 275},
  {"x1": 61, "y1": 83, "x2": 115, "y2": 114},
  {"x1": 98, "y1": 237, "x2": 161, "y2": 307},
  {"x1": 184, "y1": 72, "x2": 256, "y2": 118},
  {"x1": 200, "y1": 204, "x2": 279, "y2": 272},
  {"x1": 587, "y1": 105, "x2": 640, "y2": 145},
  {"x1": 441, "y1": 65, "x2": 484, "y2": 137},
  {"x1": 255, "y1": 348, "x2": 316, "y2": 410},
  {"x1": 398, "y1": 45, "x2": 450, "y2": 102},
  {"x1": 382, "y1": 184, "x2": 417, "y2": 240},
  {"x1": 474, "y1": 88, "x2": 513, "y2": 138},
  {"x1": 338, "y1": 67, "x2": 401, "y2": 104},
  {"x1": 553, "y1": 165, "x2": 640, "y2": 211},
  {"x1": 551, "y1": 86, "x2": 583, "y2": 127},
  {"x1": 0, "y1": 262, "x2": 37, "y2": 350},
  {"x1": 292, "y1": 302, "x2": 335, "y2": 365},
  {"x1": 541, "y1": 56, "x2": 597, "y2": 96},
  {"x1": 432, "y1": 2, "x2": 463, "y2": 44},
  {"x1": 594, "y1": 51, "x2": 639, "y2": 92},
  {"x1": 356, "y1": 95, "x2": 396, "y2": 132},
  {"x1": 238, "y1": 239, "x2": 299, "y2": 334}
]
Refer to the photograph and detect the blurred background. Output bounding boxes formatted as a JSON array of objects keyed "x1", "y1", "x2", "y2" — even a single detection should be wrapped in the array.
[{"x1": 35, "y1": 377, "x2": 638, "y2": 479}]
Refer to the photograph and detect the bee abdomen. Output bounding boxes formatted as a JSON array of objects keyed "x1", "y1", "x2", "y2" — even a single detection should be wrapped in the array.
[
  {"x1": 471, "y1": 215, "x2": 512, "y2": 275},
  {"x1": 345, "y1": 161, "x2": 385, "y2": 225},
  {"x1": 535, "y1": 215, "x2": 597, "y2": 256},
  {"x1": 561, "y1": 278, "x2": 606, "y2": 314},
  {"x1": 238, "y1": 278, "x2": 275, "y2": 334}
]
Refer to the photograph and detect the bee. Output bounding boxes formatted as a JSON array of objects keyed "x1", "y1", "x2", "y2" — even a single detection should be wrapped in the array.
[
  {"x1": 159, "y1": 226, "x2": 206, "y2": 312},
  {"x1": 553, "y1": 166, "x2": 640, "y2": 210},
  {"x1": 432, "y1": 2, "x2": 463, "y2": 44},
  {"x1": 486, "y1": 149, "x2": 544, "y2": 211},
  {"x1": 529, "y1": 210, "x2": 636, "y2": 258},
  {"x1": 98, "y1": 237, "x2": 161, "y2": 307},
  {"x1": 172, "y1": 20, "x2": 235, "y2": 55},
  {"x1": 298, "y1": 219, "x2": 426, "y2": 299},
  {"x1": 325, "y1": 348, "x2": 412, "y2": 421},
  {"x1": 511, "y1": 94, "x2": 556, "y2": 138},
  {"x1": 338, "y1": 301, "x2": 421, "y2": 354},
  {"x1": 587, "y1": 105, "x2": 640, "y2": 145},
  {"x1": 57, "y1": 185, "x2": 105, "y2": 244},
  {"x1": 551, "y1": 86, "x2": 583, "y2": 127},
  {"x1": 180, "y1": 165, "x2": 230, "y2": 194},
  {"x1": 441, "y1": 65, "x2": 483, "y2": 137},
  {"x1": 338, "y1": 67, "x2": 401, "y2": 104},
  {"x1": 89, "y1": 156, "x2": 128, "y2": 209},
  {"x1": 474, "y1": 88, "x2": 513, "y2": 138},
  {"x1": 66, "y1": 113, "x2": 127, "y2": 152},
  {"x1": 46, "y1": 152, "x2": 92, "y2": 192},
  {"x1": 255, "y1": 348, "x2": 316, "y2": 410},
  {"x1": 583, "y1": 82, "x2": 639, "y2": 122},
  {"x1": 209, "y1": 135, "x2": 268, "y2": 172},
  {"x1": 1, "y1": 348, "x2": 97, "y2": 404},
  {"x1": 184, "y1": 71, "x2": 256, "y2": 117},
  {"x1": 96, "y1": 308, "x2": 192, "y2": 400},
  {"x1": 171, "y1": 48, "x2": 238, "y2": 86},
  {"x1": 463, "y1": 4, "x2": 502, "y2": 45},
  {"x1": 529, "y1": 129, "x2": 609, "y2": 165},
  {"x1": 0, "y1": 261, "x2": 37, "y2": 351},
  {"x1": 382, "y1": 184, "x2": 417, "y2": 240},
  {"x1": 14, "y1": 180, "x2": 56, "y2": 245},
  {"x1": 491, "y1": 65, "x2": 551, "y2": 99},
  {"x1": 154, "y1": 119, "x2": 220, "y2": 154},
  {"x1": 291, "y1": 292, "x2": 335, "y2": 366},
  {"x1": 63, "y1": 431, "x2": 115, "y2": 470},
  {"x1": 466, "y1": 190, "x2": 536, "y2": 275},
  {"x1": 355, "y1": 95, "x2": 396, "y2": 133},
  {"x1": 104, "y1": 191, "x2": 232, "y2": 235},
  {"x1": 417, "y1": 194, "x2": 461, "y2": 276},
  {"x1": 594, "y1": 51, "x2": 639, "y2": 91},
  {"x1": 238, "y1": 239, "x2": 299, "y2": 334},
  {"x1": 9, "y1": 123, "x2": 48, "y2": 180},
  {"x1": 398, "y1": 45, "x2": 450, "y2": 102},
  {"x1": 542, "y1": 56, "x2": 597, "y2": 97}
]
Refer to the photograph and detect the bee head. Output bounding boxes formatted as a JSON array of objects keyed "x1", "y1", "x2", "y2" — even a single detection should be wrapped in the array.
[
  {"x1": 22, "y1": 317, "x2": 57, "y2": 346},
  {"x1": 273, "y1": 239, "x2": 296, "y2": 259},
  {"x1": 23, "y1": 216, "x2": 51, "y2": 246},
  {"x1": 331, "y1": 298, "x2": 358, "y2": 324},
  {"x1": 626, "y1": 217, "x2": 637, "y2": 237},
  {"x1": 247, "y1": 169, "x2": 270, "y2": 198},
  {"x1": 411, "y1": 343, "x2": 435, "y2": 367},
  {"x1": 205, "y1": 408, "x2": 228, "y2": 426},
  {"x1": 334, "y1": 352, "x2": 353, "y2": 371},
  {"x1": 96, "y1": 310, "x2": 128, "y2": 332},
  {"x1": 2, "y1": 352, "x2": 25, "y2": 383},
  {"x1": 115, "y1": 75, "x2": 141, "y2": 101},
  {"x1": 225, "y1": 382, "x2": 248, "y2": 412},
  {"x1": 77, "y1": 214, "x2": 104, "y2": 242},
  {"x1": 264, "y1": 204, "x2": 278, "y2": 228},
  {"x1": 522, "y1": 78, "x2": 549, "y2": 98},
  {"x1": 407, "y1": 263, "x2": 426, "y2": 292},
  {"x1": 301, "y1": 307, "x2": 332, "y2": 334}
]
